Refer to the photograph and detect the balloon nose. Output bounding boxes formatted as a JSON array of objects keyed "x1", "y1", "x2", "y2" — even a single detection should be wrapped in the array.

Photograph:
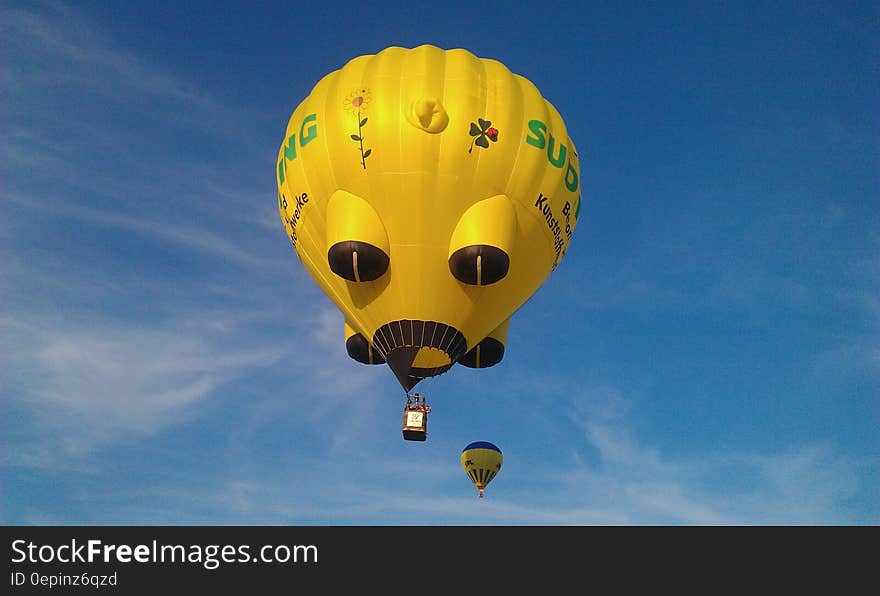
[
  {"x1": 385, "y1": 346, "x2": 421, "y2": 391},
  {"x1": 371, "y1": 320, "x2": 469, "y2": 390}
]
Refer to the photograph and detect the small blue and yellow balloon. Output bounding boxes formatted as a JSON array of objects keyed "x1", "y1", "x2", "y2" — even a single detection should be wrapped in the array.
[{"x1": 460, "y1": 441, "x2": 503, "y2": 497}]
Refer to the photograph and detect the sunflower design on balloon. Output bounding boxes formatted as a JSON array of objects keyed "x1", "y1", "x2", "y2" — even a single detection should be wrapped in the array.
[
  {"x1": 344, "y1": 89, "x2": 373, "y2": 168},
  {"x1": 468, "y1": 118, "x2": 499, "y2": 153}
]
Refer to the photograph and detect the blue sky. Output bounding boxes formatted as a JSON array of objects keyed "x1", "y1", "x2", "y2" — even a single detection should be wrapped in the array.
[{"x1": 3, "y1": 1, "x2": 877, "y2": 524}]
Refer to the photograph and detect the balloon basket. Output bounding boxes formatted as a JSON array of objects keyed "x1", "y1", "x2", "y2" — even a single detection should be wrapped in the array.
[{"x1": 402, "y1": 393, "x2": 431, "y2": 442}]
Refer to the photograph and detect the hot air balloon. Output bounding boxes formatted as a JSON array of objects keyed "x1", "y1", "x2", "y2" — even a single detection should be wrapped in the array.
[
  {"x1": 276, "y1": 45, "x2": 581, "y2": 434},
  {"x1": 461, "y1": 441, "x2": 503, "y2": 497}
]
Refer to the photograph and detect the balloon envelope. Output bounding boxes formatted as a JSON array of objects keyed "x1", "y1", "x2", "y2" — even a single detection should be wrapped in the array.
[
  {"x1": 460, "y1": 441, "x2": 503, "y2": 497},
  {"x1": 276, "y1": 45, "x2": 581, "y2": 391}
]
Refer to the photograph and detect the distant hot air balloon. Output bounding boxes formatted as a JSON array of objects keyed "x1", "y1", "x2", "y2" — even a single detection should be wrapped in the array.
[
  {"x1": 276, "y1": 45, "x2": 581, "y2": 427},
  {"x1": 461, "y1": 441, "x2": 503, "y2": 497}
]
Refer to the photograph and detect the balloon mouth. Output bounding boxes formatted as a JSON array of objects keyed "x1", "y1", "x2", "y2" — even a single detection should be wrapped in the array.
[{"x1": 371, "y1": 320, "x2": 468, "y2": 391}]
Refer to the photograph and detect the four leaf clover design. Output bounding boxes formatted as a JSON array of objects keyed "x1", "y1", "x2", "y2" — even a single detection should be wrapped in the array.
[{"x1": 468, "y1": 118, "x2": 499, "y2": 153}]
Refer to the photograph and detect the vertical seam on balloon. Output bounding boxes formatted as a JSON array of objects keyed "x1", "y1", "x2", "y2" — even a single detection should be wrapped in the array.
[
  {"x1": 436, "y1": 45, "x2": 448, "y2": 173},
  {"x1": 475, "y1": 53, "x2": 489, "y2": 182},
  {"x1": 500, "y1": 69, "x2": 526, "y2": 202}
]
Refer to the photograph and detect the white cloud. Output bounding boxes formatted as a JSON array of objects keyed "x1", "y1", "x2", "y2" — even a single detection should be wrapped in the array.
[
  {"x1": 124, "y1": 381, "x2": 868, "y2": 525},
  {"x1": 4, "y1": 4, "x2": 247, "y2": 130},
  {"x1": 6, "y1": 315, "x2": 283, "y2": 461},
  {"x1": 4, "y1": 293, "x2": 389, "y2": 465},
  {"x1": 562, "y1": 387, "x2": 865, "y2": 524},
  {"x1": 52, "y1": 201, "x2": 274, "y2": 271},
  {"x1": 9, "y1": 340, "x2": 866, "y2": 523}
]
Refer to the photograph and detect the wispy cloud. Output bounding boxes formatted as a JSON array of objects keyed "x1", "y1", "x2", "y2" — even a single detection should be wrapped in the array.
[
  {"x1": 4, "y1": 4, "x2": 258, "y2": 137},
  {"x1": 3, "y1": 3, "x2": 378, "y2": 473},
  {"x1": 7, "y1": 314, "x2": 868, "y2": 524},
  {"x1": 5, "y1": 315, "x2": 284, "y2": 463},
  {"x1": 118, "y1": 381, "x2": 869, "y2": 525},
  {"x1": 4, "y1": 2, "x2": 280, "y2": 267},
  {"x1": 50, "y1": 201, "x2": 274, "y2": 271},
  {"x1": 564, "y1": 387, "x2": 865, "y2": 524},
  {"x1": 4, "y1": 297, "x2": 385, "y2": 465}
]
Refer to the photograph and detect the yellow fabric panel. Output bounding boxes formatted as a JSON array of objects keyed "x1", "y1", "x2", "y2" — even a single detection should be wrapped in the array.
[
  {"x1": 325, "y1": 190, "x2": 389, "y2": 255},
  {"x1": 447, "y1": 194, "x2": 517, "y2": 258}
]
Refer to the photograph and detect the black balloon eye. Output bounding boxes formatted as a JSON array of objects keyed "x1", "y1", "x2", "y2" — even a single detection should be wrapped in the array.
[
  {"x1": 458, "y1": 337, "x2": 505, "y2": 369},
  {"x1": 345, "y1": 332, "x2": 385, "y2": 364},
  {"x1": 448, "y1": 244, "x2": 509, "y2": 286},
  {"x1": 328, "y1": 240, "x2": 389, "y2": 282}
]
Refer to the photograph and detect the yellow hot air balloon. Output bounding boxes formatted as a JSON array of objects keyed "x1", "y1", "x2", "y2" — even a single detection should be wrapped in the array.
[
  {"x1": 461, "y1": 441, "x2": 503, "y2": 497},
  {"x1": 276, "y1": 45, "x2": 581, "y2": 395}
]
